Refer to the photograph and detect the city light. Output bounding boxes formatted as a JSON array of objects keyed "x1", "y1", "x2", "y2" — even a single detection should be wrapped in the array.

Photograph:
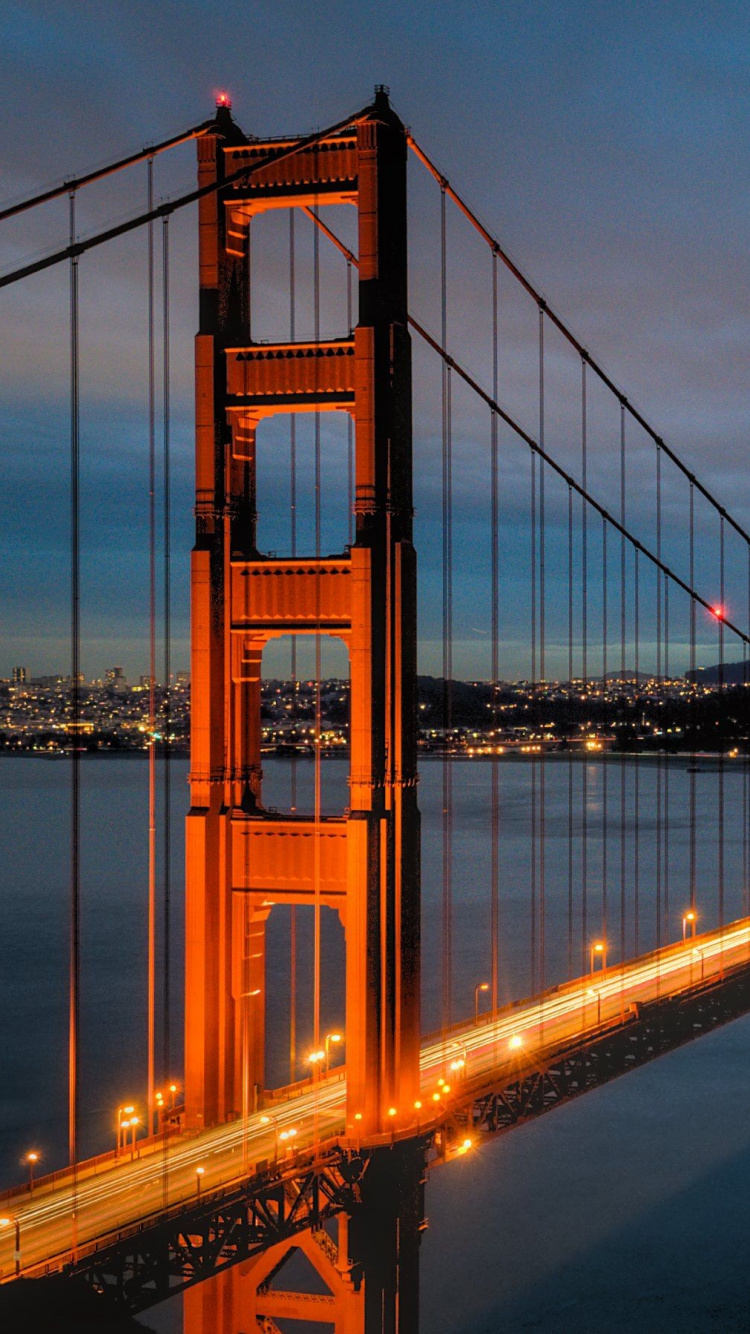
[
  {"x1": 683, "y1": 909, "x2": 697, "y2": 941},
  {"x1": 509, "y1": 1034, "x2": 523, "y2": 1050}
]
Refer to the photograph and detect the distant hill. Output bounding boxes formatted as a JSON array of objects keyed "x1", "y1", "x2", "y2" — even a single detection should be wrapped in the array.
[{"x1": 685, "y1": 661, "x2": 750, "y2": 685}]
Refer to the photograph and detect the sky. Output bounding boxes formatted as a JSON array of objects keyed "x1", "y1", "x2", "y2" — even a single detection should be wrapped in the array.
[{"x1": 1, "y1": 0, "x2": 749, "y2": 681}]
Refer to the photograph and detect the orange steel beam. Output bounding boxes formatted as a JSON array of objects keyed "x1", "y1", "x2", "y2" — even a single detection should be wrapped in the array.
[{"x1": 185, "y1": 88, "x2": 420, "y2": 1141}]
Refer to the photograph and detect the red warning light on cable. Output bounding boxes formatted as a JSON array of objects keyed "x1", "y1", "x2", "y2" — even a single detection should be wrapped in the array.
[
  {"x1": 215, "y1": 90, "x2": 232, "y2": 109},
  {"x1": 711, "y1": 604, "x2": 725, "y2": 621}
]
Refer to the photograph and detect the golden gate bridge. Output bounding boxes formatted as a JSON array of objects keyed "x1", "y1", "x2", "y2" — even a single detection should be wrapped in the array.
[{"x1": 2, "y1": 86, "x2": 750, "y2": 1330}]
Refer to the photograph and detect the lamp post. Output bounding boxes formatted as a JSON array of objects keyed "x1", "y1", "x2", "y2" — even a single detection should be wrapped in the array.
[
  {"x1": 589, "y1": 941, "x2": 606, "y2": 974},
  {"x1": 279, "y1": 1127, "x2": 297, "y2": 1157},
  {"x1": 474, "y1": 981, "x2": 490, "y2": 1024},
  {"x1": 168, "y1": 1082, "x2": 178, "y2": 1109},
  {"x1": 195, "y1": 1166, "x2": 204, "y2": 1200},
  {"x1": 324, "y1": 1032, "x2": 343, "y2": 1072},
  {"x1": 682, "y1": 910, "x2": 696, "y2": 942},
  {"x1": 115, "y1": 1104, "x2": 135, "y2": 1156},
  {"x1": 25, "y1": 1152, "x2": 39, "y2": 1197},
  {"x1": 124, "y1": 1115, "x2": 140, "y2": 1158},
  {"x1": 0, "y1": 1216, "x2": 21, "y2": 1277}
]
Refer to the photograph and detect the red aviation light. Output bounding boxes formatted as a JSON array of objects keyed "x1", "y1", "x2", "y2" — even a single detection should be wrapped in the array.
[
  {"x1": 711, "y1": 604, "x2": 725, "y2": 621},
  {"x1": 216, "y1": 90, "x2": 232, "y2": 109}
]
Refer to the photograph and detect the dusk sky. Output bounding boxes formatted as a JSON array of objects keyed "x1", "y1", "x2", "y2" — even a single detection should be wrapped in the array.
[{"x1": 2, "y1": 2, "x2": 749, "y2": 681}]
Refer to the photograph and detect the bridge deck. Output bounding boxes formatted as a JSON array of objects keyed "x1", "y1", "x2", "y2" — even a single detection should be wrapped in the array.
[{"x1": 2, "y1": 916, "x2": 750, "y2": 1281}]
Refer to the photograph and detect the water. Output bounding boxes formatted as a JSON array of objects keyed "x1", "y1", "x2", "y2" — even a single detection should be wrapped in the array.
[{"x1": 1, "y1": 754, "x2": 749, "y2": 1330}]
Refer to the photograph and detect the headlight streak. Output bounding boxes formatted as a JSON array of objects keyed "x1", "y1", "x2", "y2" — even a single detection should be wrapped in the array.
[{"x1": 4, "y1": 919, "x2": 749, "y2": 1270}]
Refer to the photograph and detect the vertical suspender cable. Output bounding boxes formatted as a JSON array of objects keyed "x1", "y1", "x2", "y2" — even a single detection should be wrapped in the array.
[
  {"x1": 619, "y1": 403, "x2": 626, "y2": 962},
  {"x1": 538, "y1": 304, "x2": 546, "y2": 994},
  {"x1": 313, "y1": 205, "x2": 322, "y2": 1065},
  {"x1": 161, "y1": 213, "x2": 171, "y2": 1096},
  {"x1": 656, "y1": 443, "x2": 662, "y2": 952},
  {"x1": 146, "y1": 158, "x2": 157, "y2": 1138},
  {"x1": 601, "y1": 517, "x2": 608, "y2": 944},
  {"x1": 634, "y1": 548, "x2": 640, "y2": 954},
  {"x1": 719, "y1": 517, "x2": 725, "y2": 941},
  {"x1": 68, "y1": 187, "x2": 80, "y2": 1249},
  {"x1": 745, "y1": 547, "x2": 750, "y2": 919},
  {"x1": 567, "y1": 484, "x2": 574, "y2": 978},
  {"x1": 289, "y1": 209, "x2": 297, "y2": 1082},
  {"x1": 440, "y1": 185, "x2": 453, "y2": 1034},
  {"x1": 490, "y1": 249, "x2": 499, "y2": 1015},
  {"x1": 581, "y1": 358, "x2": 588, "y2": 973},
  {"x1": 160, "y1": 212, "x2": 171, "y2": 1209},
  {"x1": 664, "y1": 574, "x2": 670, "y2": 939},
  {"x1": 689, "y1": 485, "x2": 696, "y2": 919}
]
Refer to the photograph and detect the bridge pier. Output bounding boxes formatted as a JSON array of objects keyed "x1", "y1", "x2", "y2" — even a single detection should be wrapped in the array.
[{"x1": 183, "y1": 1143, "x2": 425, "y2": 1334}]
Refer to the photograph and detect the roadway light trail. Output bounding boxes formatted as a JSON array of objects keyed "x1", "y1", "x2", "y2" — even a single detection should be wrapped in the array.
[{"x1": 2, "y1": 915, "x2": 749, "y2": 1280}]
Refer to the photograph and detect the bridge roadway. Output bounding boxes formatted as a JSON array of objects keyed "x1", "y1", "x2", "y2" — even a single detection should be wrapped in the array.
[{"x1": 2, "y1": 916, "x2": 749, "y2": 1281}]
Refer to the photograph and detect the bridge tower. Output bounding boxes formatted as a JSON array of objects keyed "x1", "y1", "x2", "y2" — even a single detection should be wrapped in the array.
[{"x1": 185, "y1": 89, "x2": 420, "y2": 1137}]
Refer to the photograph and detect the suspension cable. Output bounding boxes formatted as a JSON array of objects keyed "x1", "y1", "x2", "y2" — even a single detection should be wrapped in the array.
[
  {"x1": 161, "y1": 212, "x2": 171, "y2": 1098},
  {"x1": 312, "y1": 201, "x2": 322, "y2": 1068},
  {"x1": 656, "y1": 443, "x2": 663, "y2": 952},
  {"x1": 0, "y1": 120, "x2": 214, "y2": 224},
  {"x1": 490, "y1": 248, "x2": 499, "y2": 1014},
  {"x1": 146, "y1": 158, "x2": 157, "y2": 1140},
  {"x1": 0, "y1": 105, "x2": 373, "y2": 290},
  {"x1": 567, "y1": 483, "x2": 574, "y2": 980},
  {"x1": 538, "y1": 304, "x2": 546, "y2": 996},
  {"x1": 602, "y1": 517, "x2": 608, "y2": 947},
  {"x1": 289, "y1": 208, "x2": 297, "y2": 1083},
  {"x1": 68, "y1": 187, "x2": 80, "y2": 1255},
  {"x1": 406, "y1": 133, "x2": 750, "y2": 557},
  {"x1": 719, "y1": 516, "x2": 725, "y2": 940},
  {"x1": 407, "y1": 317, "x2": 750, "y2": 649},
  {"x1": 440, "y1": 185, "x2": 453, "y2": 1037},
  {"x1": 581, "y1": 359, "x2": 588, "y2": 973},
  {"x1": 634, "y1": 548, "x2": 641, "y2": 955},
  {"x1": 619, "y1": 403, "x2": 627, "y2": 963}
]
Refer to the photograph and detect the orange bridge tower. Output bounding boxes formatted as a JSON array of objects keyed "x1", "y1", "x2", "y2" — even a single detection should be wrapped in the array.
[{"x1": 185, "y1": 89, "x2": 420, "y2": 1138}]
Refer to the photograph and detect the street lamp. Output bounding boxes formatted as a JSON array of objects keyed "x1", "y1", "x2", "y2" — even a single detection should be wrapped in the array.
[
  {"x1": 682, "y1": 910, "x2": 697, "y2": 942},
  {"x1": 168, "y1": 1083, "x2": 178, "y2": 1109},
  {"x1": 25, "y1": 1152, "x2": 39, "y2": 1197},
  {"x1": 508, "y1": 1033, "x2": 524, "y2": 1051},
  {"x1": 196, "y1": 1166, "x2": 205, "y2": 1199},
  {"x1": 121, "y1": 1115, "x2": 140, "y2": 1158},
  {"x1": 279, "y1": 1127, "x2": 297, "y2": 1156},
  {"x1": 0, "y1": 1216, "x2": 21, "y2": 1277},
  {"x1": 115, "y1": 1104, "x2": 135, "y2": 1156},
  {"x1": 587, "y1": 986, "x2": 602, "y2": 1025},
  {"x1": 474, "y1": 981, "x2": 490, "y2": 1024},
  {"x1": 589, "y1": 941, "x2": 606, "y2": 974},
  {"x1": 324, "y1": 1032, "x2": 343, "y2": 1072}
]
